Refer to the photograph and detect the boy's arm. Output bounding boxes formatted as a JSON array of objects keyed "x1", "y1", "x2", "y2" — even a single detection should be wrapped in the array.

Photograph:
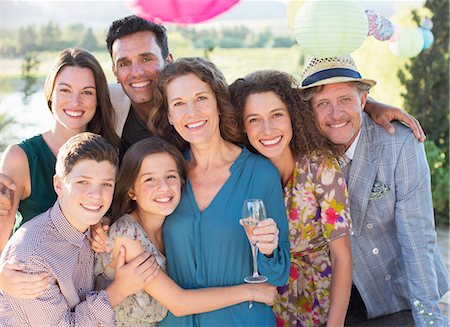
[
  {"x1": 2, "y1": 248, "x2": 157, "y2": 327},
  {"x1": 2, "y1": 272, "x2": 115, "y2": 327}
]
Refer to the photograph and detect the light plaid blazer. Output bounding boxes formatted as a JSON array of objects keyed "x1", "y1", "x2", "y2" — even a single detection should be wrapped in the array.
[
  {"x1": 348, "y1": 113, "x2": 449, "y2": 326},
  {"x1": 109, "y1": 83, "x2": 131, "y2": 137}
]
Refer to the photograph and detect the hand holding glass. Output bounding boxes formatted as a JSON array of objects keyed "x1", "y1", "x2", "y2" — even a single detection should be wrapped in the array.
[{"x1": 241, "y1": 199, "x2": 268, "y2": 283}]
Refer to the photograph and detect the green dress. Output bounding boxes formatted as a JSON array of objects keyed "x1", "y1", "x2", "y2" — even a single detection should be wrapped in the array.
[{"x1": 15, "y1": 134, "x2": 56, "y2": 231}]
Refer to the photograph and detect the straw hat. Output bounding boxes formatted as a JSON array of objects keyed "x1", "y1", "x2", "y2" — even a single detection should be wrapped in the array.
[{"x1": 300, "y1": 55, "x2": 377, "y2": 89}]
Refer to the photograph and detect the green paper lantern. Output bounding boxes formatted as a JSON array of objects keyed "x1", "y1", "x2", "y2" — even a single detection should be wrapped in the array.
[
  {"x1": 294, "y1": 0, "x2": 368, "y2": 58},
  {"x1": 389, "y1": 27, "x2": 424, "y2": 58}
]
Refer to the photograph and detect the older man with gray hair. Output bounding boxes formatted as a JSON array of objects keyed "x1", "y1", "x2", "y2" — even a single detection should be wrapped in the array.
[{"x1": 300, "y1": 55, "x2": 449, "y2": 326}]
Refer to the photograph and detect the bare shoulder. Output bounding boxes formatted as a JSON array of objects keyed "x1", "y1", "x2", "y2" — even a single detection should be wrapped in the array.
[{"x1": 0, "y1": 144, "x2": 31, "y2": 198}]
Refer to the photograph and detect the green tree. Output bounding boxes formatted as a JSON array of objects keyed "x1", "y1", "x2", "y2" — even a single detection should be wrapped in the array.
[
  {"x1": 398, "y1": 0, "x2": 449, "y2": 158},
  {"x1": 16, "y1": 25, "x2": 38, "y2": 55},
  {"x1": 39, "y1": 22, "x2": 62, "y2": 51},
  {"x1": 63, "y1": 23, "x2": 86, "y2": 47},
  {"x1": 21, "y1": 52, "x2": 40, "y2": 104},
  {"x1": 80, "y1": 28, "x2": 98, "y2": 51},
  {"x1": 398, "y1": 0, "x2": 449, "y2": 223}
]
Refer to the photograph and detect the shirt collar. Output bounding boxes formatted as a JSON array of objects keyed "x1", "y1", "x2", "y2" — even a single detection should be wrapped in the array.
[
  {"x1": 50, "y1": 201, "x2": 89, "y2": 248},
  {"x1": 345, "y1": 130, "x2": 362, "y2": 161}
]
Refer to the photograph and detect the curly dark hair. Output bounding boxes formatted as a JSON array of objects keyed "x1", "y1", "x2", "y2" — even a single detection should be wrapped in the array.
[
  {"x1": 106, "y1": 15, "x2": 169, "y2": 59},
  {"x1": 147, "y1": 57, "x2": 242, "y2": 151},
  {"x1": 229, "y1": 70, "x2": 343, "y2": 159}
]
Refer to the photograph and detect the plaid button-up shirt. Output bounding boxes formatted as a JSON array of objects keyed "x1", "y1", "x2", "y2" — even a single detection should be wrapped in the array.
[{"x1": 0, "y1": 202, "x2": 115, "y2": 326}]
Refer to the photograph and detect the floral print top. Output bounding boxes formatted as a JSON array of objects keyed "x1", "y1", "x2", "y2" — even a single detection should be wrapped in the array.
[
  {"x1": 94, "y1": 214, "x2": 167, "y2": 327},
  {"x1": 273, "y1": 154, "x2": 352, "y2": 327}
]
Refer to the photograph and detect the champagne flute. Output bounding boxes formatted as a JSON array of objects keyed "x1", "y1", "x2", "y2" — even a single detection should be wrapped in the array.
[{"x1": 242, "y1": 199, "x2": 268, "y2": 284}]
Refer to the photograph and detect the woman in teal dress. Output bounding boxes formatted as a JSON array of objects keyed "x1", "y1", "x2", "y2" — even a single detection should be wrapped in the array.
[
  {"x1": 148, "y1": 57, "x2": 290, "y2": 326},
  {"x1": 0, "y1": 48, "x2": 119, "y2": 292}
]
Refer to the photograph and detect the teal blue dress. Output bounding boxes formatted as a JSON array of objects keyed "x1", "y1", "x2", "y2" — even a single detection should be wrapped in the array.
[
  {"x1": 15, "y1": 135, "x2": 56, "y2": 231},
  {"x1": 160, "y1": 147, "x2": 290, "y2": 326}
]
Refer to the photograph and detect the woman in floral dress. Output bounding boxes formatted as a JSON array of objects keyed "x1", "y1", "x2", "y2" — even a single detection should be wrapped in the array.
[{"x1": 230, "y1": 70, "x2": 352, "y2": 327}]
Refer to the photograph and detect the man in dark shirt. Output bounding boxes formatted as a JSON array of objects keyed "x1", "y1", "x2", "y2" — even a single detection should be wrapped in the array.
[{"x1": 105, "y1": 15, "x2": 173, "y2": 152}]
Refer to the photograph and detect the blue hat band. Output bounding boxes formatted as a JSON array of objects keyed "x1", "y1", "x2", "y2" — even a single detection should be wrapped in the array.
[{"x1": 302, "y1": 68, "x2": 362, "y2": 87}]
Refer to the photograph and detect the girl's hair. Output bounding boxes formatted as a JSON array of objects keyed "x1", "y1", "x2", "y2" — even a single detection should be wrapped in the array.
[
  {"x1": 147, "y1": 57, "x2": 242, "y2": 151},
  {"x1": 44, "y1": 47, "x2": 120, "y2": 148},
  {"x1": 229, "y1": 70, "x2": 343, "y2": 158},
  {"x1": 111, "y1": 136, "x2": 186, "y2": 220}
]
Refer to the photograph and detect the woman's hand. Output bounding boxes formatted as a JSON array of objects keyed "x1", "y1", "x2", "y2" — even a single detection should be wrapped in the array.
[
  {"x1": 90, "y1": 216, "x2": 111, "y2": 253},
  {"x1": 0, "y1": 260, "x2": 50, "y2": 299},
  {"x1": 0, "y1": 173, "x2": 15, "y2": 218},
  {"x1": 253, "y1": 218, "x2": 279, "y2": 257},
  {"x1": 106, "y1": 246, "x2": 160, "y2": 307},
  {"x1": 248, "y1": 282, "x2": 277, "y2": 306}
]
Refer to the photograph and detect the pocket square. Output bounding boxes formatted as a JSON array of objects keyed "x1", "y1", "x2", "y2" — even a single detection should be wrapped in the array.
[{"x1": 370, "y1": 182, "x2": 390, "y2": 199}]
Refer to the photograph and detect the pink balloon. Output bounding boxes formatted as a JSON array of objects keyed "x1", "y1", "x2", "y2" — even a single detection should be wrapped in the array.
[
  {"x1": 130, "y1": 0, "x2": 241, "y2": 24},
  {"x1": 365, "y1": 9, "x2": 379, "y2": 36}
]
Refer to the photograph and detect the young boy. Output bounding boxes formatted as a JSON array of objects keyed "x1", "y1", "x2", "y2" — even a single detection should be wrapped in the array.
[{"x1": 0, "y1": 132, "x2": 158, "y2": 326}]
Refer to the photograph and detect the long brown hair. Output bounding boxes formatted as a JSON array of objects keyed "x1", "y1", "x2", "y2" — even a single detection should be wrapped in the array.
[
  {"x1": 111, "y1": 136, "x2": 186, "y2": 220},
  {"x1": 147, "y1": 57, "x2": 242, "y2": 151},
  {"x1": 229, "y1": 70, "x2": 343, "y2": 159},
  {"x1": 44, "y1": 47, "x2": 120, "y2": 148}
]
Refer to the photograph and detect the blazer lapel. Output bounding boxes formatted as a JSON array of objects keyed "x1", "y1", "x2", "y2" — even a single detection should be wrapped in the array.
[{"x1": 348, "y1": 114, "x2": 381, "y2": 234}]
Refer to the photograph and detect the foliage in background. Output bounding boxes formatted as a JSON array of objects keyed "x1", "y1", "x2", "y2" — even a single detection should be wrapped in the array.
[
  {"x1": 398, "y1": 0, "x2": 449, "y2": 225},
  {"x1": 173, "y1": 25, "x2": 296, "y2": 49},
  {"x1": 20, "y1": 52, "x2": 40, "y2": 104},
  {"x1": 425, "y1": 141, "x2": 449, "y2": 226},
  {"x1": 1, "y1": 22, "x2": 104, "y2": 55}
]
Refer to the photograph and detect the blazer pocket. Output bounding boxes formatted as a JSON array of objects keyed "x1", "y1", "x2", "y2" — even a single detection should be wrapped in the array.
[{"x1": 369, "y1": 181, "x2": 390, "y2": 200}]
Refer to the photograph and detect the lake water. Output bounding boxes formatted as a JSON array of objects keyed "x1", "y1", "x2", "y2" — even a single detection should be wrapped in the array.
[{"x1": 1, "y1": 91, "x2": 54, "y2": 141}]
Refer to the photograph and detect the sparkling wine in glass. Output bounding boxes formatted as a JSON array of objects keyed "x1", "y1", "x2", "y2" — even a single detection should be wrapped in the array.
[{"x1": 242, "y1": 199, "x2": 268, "y2": 284}]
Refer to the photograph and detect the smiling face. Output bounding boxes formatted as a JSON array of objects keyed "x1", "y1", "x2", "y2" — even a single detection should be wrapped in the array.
[
  {"x1": 54, "y1": 159, "x2": 116, "y2": 233},
  {"x1": 311, "y1": 83, "x2": 367, "y2": 149},
  {"x1": 112, "y1": 31, "x2": 167, "y2": 109},
  {"x1": 130, "y1": 152, "x2": 181, "y2": 218},
  {"x1": 51, "y1": 66, "x2": 97, "y2": 132},
  {"x1": 166, "y1": 73, "x2": 221, "y2": 146},
  {"x1": 243, "y1": 91, "x2": 293, "y2": 161}
]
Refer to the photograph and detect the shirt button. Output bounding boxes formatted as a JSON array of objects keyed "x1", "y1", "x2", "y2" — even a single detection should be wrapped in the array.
[
  {"x1": 372, "y1": 248, "x2": 379, "y2": 255},
  {"x1": 385, "y1": 274, "x2": 391, "y2": 281},
  {"x1": 366, "y1": 223, "x2": 374, "y2": 229}
]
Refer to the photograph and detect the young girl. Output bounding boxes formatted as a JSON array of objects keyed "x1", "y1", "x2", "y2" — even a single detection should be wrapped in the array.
[
  {"x1": 95, "y1": 136, "x2": 276, "y2": 326},
  {"x1": 230, "y1": 70, "x2": 352, "y2": 327}
]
